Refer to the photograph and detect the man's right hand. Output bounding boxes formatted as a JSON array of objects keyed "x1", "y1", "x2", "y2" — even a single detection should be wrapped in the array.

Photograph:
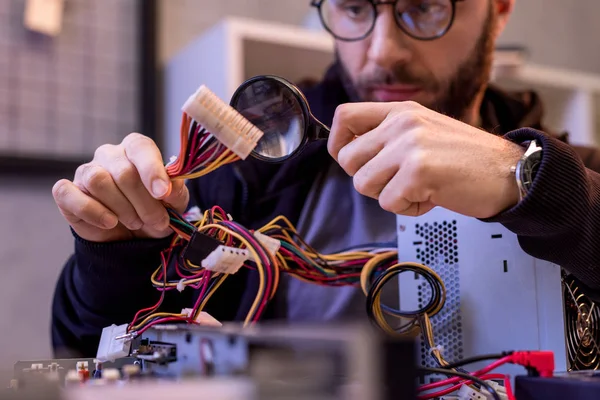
[{"x1": 52, "y1": 133, "x2": 190, "y2": 243}]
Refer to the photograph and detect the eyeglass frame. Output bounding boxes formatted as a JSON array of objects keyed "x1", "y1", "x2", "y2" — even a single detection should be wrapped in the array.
[{"x1": 310, "y1": 0, "x2": 465, "y2": 42}]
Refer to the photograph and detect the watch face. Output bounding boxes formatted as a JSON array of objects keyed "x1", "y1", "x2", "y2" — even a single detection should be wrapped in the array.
[{"x1": 522, "y1": 152, "x2": 542, "y2": 189}]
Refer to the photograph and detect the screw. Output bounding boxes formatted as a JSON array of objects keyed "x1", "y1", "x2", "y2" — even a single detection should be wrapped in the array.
[{"x1": 398, "y1": 225, "x2": 406, "y2": 232}]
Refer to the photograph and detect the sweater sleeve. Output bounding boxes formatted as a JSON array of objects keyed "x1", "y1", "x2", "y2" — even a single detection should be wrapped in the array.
[{"x1": 484, "y1": 128, "x2": 600, "y2": 299}]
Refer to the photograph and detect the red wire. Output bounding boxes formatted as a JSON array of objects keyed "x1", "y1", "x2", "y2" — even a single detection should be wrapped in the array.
[
  {"x1": 418, "y1": 356, "x2": 512, "y2": 392},
  {"x1": 137, "y1": 316, "x2": 193, "y2": 335},
  {"x1": 418, "y1": 373, "x2": 514, "y2": 400}
]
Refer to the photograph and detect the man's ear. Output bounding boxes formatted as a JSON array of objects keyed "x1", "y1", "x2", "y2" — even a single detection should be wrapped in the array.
[{"x1": 494, "y1": 0, "x2": 515, "y2": 37}]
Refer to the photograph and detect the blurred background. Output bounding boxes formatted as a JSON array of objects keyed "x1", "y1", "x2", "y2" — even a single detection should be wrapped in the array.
[{"x1": 1, "y1": 0, "x2": 600, "y2": 386}]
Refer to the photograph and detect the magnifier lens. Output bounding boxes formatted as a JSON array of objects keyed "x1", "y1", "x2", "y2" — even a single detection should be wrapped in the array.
[{"x1": 233, "y1": 78, "x2": 306, "y2": 160}]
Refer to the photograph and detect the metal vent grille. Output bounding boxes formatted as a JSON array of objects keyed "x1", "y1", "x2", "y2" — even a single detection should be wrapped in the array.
[{"x1": 414, "y1": 220, "x2": 463, "y2": 368}]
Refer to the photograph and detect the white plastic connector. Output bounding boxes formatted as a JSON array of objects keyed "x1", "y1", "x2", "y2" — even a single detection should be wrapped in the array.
[
  {"x1": 201, "y1": 245, "x2": 249, "y2": 274},
  {"x1": 183, "y1": 206, "x2": 202, "y2": 222},
  {"x1": 102, "y1": 368, "x2": 120, "y2": 382},
  {"x1": 64, "y1": 370, "x2": 81, "y2": 385},
  {"x1": 75, "y1": 361, "x2": 89, "y2": 372},
  {"x1": 177, "y1": 279, "x2": 186, "y2": 292},
  {"x1": 182, "y1": 85, "x2": 264, "y2": 160},
  {"x1": 457, "y1": 385, "x2": 486, "y2": 400},
  {"x1": 481, "y1": 381, "x2": 508, "y2": 400},
  {"x1": 96, "y1": 324, "x2": 132, "y2": 363},
  {"x1": 181, "y1": 308, "x2": 223, "y2": 327},
  {"x1": 253, "y1": 231, "x2": 281, "y2": 257}
]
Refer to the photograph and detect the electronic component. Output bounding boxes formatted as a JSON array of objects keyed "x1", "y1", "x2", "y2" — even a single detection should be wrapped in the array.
[
  {"x1": 181, "y1": 309, "x2": 222, "y2": 327},
  {"x1": 134, "y1": 322, "x2": 416, "y2": 400},
  {"x1": 11, "y1": 357, "x2": 137, "y2": 390},
  {"x1": 135, "y1": 339, "x2": 177, "y2": 364},
  {"x1": 96, "y1": 323, "x2": 132, "y2": 363},
  {"x1": 201, "y1": 245, "x2": 249, "y2": 274},
  {"x1": 397, "y1": 207, "x2": 568, "y2": 382},
  {"x1": 182, "y1": 231, "x2": 222, "y2": 266},
  {"x1": 182, "y1": 85, "x2": 264, "y2": 160}
]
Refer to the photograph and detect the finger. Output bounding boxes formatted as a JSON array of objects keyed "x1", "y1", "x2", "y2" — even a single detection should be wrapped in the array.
[
  {"x1": 337, "y1": 128, "x2": 386, "y2": 176},
  {"x1": 99, "y1": 156, "x2": 170, "y2": 232},
  {"x1": 52, "y1": 179, "x2": 119, "y2": 229},
  {"x1": 73, "y1": 163, "x2": 144, "y2": 231},
  {"x1": 352, "y1": 148, "x2": 399, "y2": 199},
  {"x1": 121, "y1": 133, "x2": 172, "y2": 199},
  {"x1": 377, "y1": 171, "x2": 434, "y2": 216},
  {"x1": 162, "y1": 179, "x2": 190, "y2": 214},
  {"x1": 328, "y1": 102, "x2": 397, "y2": 161}
]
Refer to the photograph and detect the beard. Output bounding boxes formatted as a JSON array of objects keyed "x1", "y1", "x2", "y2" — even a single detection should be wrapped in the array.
[{"x1": 340, "y1": 5, "x2": 496, "y2": 122}]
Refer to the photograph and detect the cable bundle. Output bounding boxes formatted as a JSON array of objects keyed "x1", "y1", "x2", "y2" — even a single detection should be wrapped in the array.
[
  {"x1": 125, "y1": 204, "x2": 448, "y2": 340},
  {"x1": 118, "y1": 84, "x2": 553, "y2": 400},
  {"x1": 166, "y1": 114, "x2": 240, "y2": 180}
]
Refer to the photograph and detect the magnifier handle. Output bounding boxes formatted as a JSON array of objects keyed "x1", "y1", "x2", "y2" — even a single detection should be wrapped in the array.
[{"x1": 312, "y1": 120, "x2": 330, "y2": 141}]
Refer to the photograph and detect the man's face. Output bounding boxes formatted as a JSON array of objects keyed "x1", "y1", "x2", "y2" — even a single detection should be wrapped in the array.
[{"x1": 335, "y1": 1, "x2": 501, "y2": 121}]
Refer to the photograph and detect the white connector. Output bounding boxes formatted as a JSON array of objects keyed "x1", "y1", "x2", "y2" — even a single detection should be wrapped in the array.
[
  {"x1": 481, "y1": 381, "x2": 508, "y2": 400},
  {"x1": 183, "y1": 206, "x2": 202, "y2": 222},
  {"x1": 253, "y1": 231, "x2": 281, "y2": 257},
  {"x1": 457, "y1": 385, "x2": 486, "y2": 400},
  {"x1": 96, "y1": 323, "x2": 132, "y2": 363},
  {"x1": 181, "y1": 308, "x2": 223, "y2": 327},
  {"x1": 201, "y1": 245, "x2": 249, "y2": 274},
  {"x1": 182, "y1": 85, "x2": 264, "y2": 160}
]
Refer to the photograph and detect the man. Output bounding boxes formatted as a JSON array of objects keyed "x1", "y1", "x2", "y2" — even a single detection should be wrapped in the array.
[{"x1": 51, "y1": 0, "x2": 600, "y2": 357}]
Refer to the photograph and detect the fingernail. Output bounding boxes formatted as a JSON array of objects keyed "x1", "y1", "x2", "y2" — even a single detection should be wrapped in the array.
[
  {"x1": 102, "y1": 213, "x2": 118, "y2": 228},
  {"x1": 131, "y1": 219, "x2": 144, "y2": 230},
  {"x1": 152, "y1": 179, "x2": 169, "y2": 198}
]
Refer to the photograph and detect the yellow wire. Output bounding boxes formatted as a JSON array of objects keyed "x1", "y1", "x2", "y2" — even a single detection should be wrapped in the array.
[
  {"x1": 130, "y1": 313, "x2": 187, "y2": 332},
  {"x1": 197, "y1": 223, "x2": 268, "y2": 326},
  {"x1": 195, "y1": 274, "x2": 229, "y2": 316}
]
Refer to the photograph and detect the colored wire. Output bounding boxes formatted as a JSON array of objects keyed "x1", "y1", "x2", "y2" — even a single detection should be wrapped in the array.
[
  {"x1": 440, "y1": 352, "x2": 514, "y2": 370},
  {"x1": 166, "y1": 113, "x2": 240, "y2": 180},
  {"x1": 417, "y1": 367, "x2": 501, "y2": 400}
]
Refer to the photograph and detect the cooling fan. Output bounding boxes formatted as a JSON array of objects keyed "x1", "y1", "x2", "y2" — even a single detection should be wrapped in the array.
[{"x1": 563, "y1": 273, "x2": 600, "y2": 371}]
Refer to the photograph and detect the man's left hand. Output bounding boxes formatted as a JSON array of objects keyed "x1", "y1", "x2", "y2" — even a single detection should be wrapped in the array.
[{"x1": 328, "y1": 101, "x2": 526, "y2": 218}]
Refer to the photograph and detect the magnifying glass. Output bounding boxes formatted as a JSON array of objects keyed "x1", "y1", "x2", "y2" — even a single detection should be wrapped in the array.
[{"x1": 230, "y1": 75, "x2": 330, "y2": 163}]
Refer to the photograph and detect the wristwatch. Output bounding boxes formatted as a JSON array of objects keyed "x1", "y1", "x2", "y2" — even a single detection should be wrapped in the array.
[{"x1": 511, "y1": 140, "x2": 543, "y2": 201}]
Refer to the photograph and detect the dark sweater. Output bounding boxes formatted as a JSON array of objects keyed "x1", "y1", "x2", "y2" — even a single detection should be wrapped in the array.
[{"x1": 51, "y1": 64, "x2": 600, "y2": 358}]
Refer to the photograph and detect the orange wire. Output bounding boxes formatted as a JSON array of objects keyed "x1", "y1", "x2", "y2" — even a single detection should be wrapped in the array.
[{"x1": 166, "y1": 113, "x2": 191, "y2": 177}]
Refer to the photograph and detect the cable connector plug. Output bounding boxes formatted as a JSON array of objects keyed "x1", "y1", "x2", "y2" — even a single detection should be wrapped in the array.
[
  {"x1": 96, "y1": 324, "x2": 132, "y2": 363},
  {"x1": 201, "y1": 245, "x2": 249, "y2": 274},
  {"x1": 510, "y1": 351, "x2": 554, "y2": 377},
  {"x1": 481, "y1": 381, "x2": 509, "y2": 400},
  {"x1": 457, "y1": 384, "x2": 486, "y2": 400},
  {"x1": 182, "y1": 85, "x2": 264, "y2": 160},
  {"x1": 181, "y1": 308, "x2": 222, "y2": 327},
  {"x1": 183, "y1": 231, "x2": 222, "y2": 266},
  {"x1": 253, "y1": 231, "x2": 281, "y2": 257}
]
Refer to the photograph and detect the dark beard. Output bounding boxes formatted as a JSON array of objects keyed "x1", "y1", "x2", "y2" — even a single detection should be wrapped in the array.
[
  {"x1": 338, "y1": 5, "x2": 496, "y2": 122},
  {"x1": 434, "y1": 5, "x2": 495, "y2": 120}
]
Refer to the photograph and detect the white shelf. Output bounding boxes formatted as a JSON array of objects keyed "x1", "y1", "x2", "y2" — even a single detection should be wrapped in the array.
[{"x1": 164, "y1": 17, "x2": 600, "y2": 158}]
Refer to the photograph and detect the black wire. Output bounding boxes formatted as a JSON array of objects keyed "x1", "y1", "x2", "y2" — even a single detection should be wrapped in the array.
[
  {"x1": 440, "y1": 352, "x2": 513, "y2": 370},
  {"x1": 417, "y1": 367, "x2": 501, "y2": 400},
  {"x1": 367, "y1": 264, "x2": 443, "y2": 320}
]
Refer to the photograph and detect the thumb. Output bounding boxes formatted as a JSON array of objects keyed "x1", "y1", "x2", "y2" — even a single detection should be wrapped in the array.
[
  {"x1": 162, "y1": 179, "x2": 190, "y2": 213},
  {"x1": 328, "y1": 102, "x2": 397, "y2": 161}
]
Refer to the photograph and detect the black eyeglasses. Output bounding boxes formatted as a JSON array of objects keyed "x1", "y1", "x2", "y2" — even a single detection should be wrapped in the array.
[{"x1": 310, "y1": 0, "x2": 463, "y2": 42}]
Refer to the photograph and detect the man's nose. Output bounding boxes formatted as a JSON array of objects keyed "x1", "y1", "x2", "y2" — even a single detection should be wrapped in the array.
[{"x1": 367, "y1": 8, "x2": 413, "y2": 69}]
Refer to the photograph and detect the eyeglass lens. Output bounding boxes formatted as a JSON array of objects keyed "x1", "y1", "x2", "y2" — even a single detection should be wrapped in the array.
[{"x1": 319, "y1": 0, "x2": 454, "y2": 40}]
